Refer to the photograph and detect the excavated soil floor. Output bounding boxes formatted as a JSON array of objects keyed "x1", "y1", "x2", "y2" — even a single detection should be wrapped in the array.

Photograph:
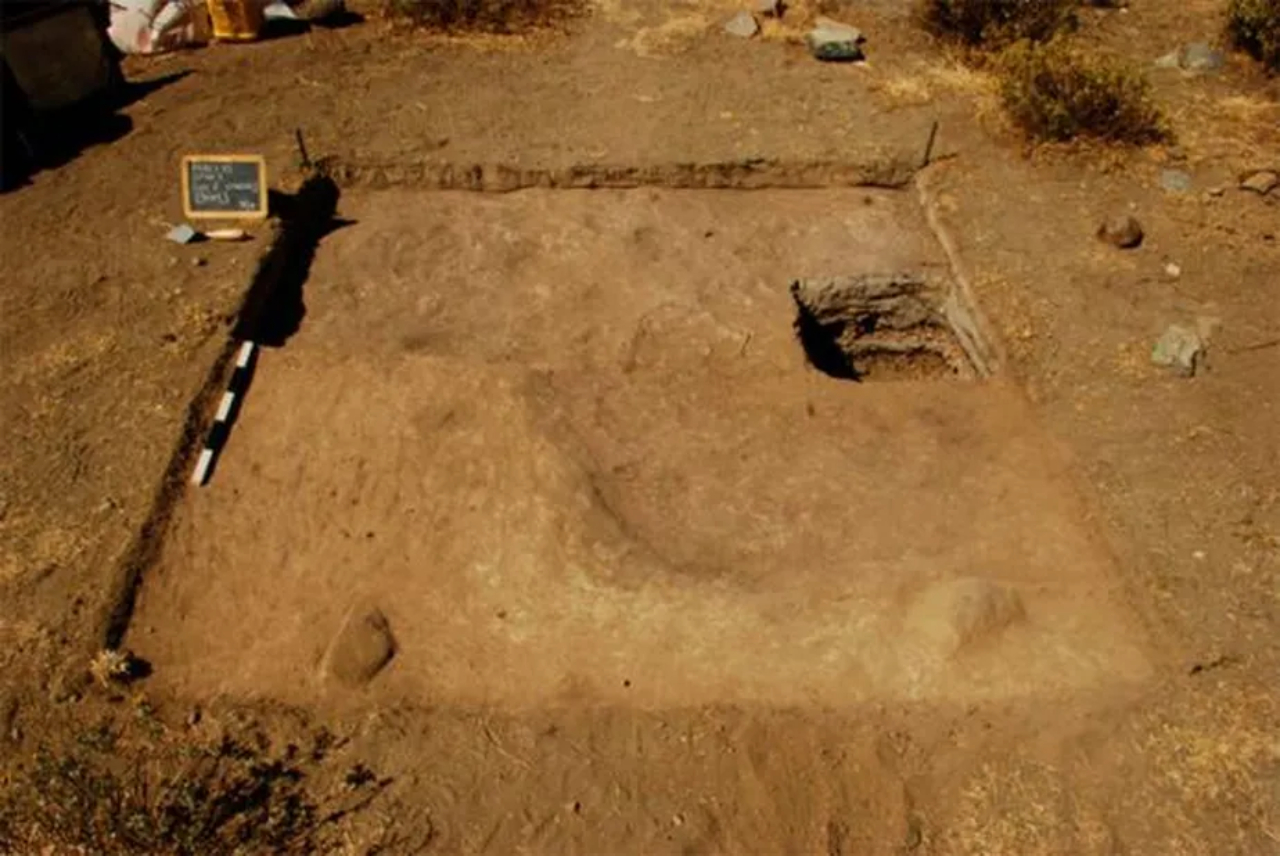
[{"x1": 128, "y1": 188, "x2": 1150, "y2": 710}]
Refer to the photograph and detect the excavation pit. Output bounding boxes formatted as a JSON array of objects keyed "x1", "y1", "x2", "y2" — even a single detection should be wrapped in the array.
[
  {"x1": 791, "y1": 273, "x2": 986, "y2": 381},
  {"x1": 128, "y1": 188, "x2": 1149, "y2": 710}
]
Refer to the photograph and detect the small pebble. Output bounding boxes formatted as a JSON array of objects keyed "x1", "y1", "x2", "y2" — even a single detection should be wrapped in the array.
[
  {"x1": 192, "y1": 257, "x2": 207, "y2": 268},
  {"x1": 1164, "y1": 261, "x2": 1182, "y2": 279},
  {"x1": 723, "y1": 10, "x2": 759, "y2": 38},
  {"x1": 1240, "y1": 170, "x2": 1278, "y2": 195},
  {"x1": 805, "y1": 16, "x2": 866, "y2": 62},
  {"x1": 1098, "y1": 214, "x2": 1144, "y2": 249}
]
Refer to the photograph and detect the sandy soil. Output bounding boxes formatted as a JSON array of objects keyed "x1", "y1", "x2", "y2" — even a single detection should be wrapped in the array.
[{"x1": 1, "y1": 0, "x2": 1278, "y2": 853}]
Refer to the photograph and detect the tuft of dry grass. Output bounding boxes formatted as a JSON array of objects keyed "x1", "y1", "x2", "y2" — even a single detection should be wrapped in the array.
[
  {"x1": 385, "y1": 0, "x2": 583, "y2": 33},
  {"x1": 88, "y1": 649, "x2": 140, "y2": 689},
  {"x1": 997, "y1": 40, "x2": 1169, "y2": 144},
  {"x1": 917, "y1": 0, "x2": 1076, "y2": 49},
  {"x1": 1227, "y1": 0, "x2": 1280, "y2": 70},
  {"x1": 0, "y1": 724, "x2": 388, "y2": 855}
]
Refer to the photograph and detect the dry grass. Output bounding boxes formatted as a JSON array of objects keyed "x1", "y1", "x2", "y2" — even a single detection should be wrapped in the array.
[
  {"x1": 0, "y1": 720, "x2": 387, "y2": 855},
  {"x1": 917, "y1": 0, "x2": 1076, "y2": 49},
  {"x1": 385, "y1": 0, "x2": 583, "y2": 32},
  {"x1": 1227, "y1": 0, "x2": 1280, "y2": 70},
  {"x1": 998, "y1": 40, "x2": 1169, "y2": 144}
]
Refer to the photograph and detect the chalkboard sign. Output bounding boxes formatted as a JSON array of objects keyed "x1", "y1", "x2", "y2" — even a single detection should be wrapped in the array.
[{"x1": 181, "y1": 155, "x2": 268, "y2": 220}]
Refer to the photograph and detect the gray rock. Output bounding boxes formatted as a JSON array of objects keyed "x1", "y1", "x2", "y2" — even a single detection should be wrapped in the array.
[
  {"x1": 324, "y1": 607, "x2": 397, "y2": 687},
  {"x1": 1161, "y1": 169, "x2": 1193, "y2": 193},
  {"x1": 723, "y1": 10, "x2": 759, "y2": 38},
  {"x1": 1240, "y1": 169, "x2": 1279, "y2": 195},
  {"x1": 166, "y1": 223, "x2": 198, "y2": 245},
  {"x1": 806, "y1": 16, "x2": 865, "y2": 62},
  {"x1": 1181, "y1": 42, "x2": 1225, "y2": 71},
  {"x1": 1152, "y1": 325, "x2": 1203, "y2": 376},
  {"x1": 1097, "y1": 214, "x2": 1144, "y2": 249}
]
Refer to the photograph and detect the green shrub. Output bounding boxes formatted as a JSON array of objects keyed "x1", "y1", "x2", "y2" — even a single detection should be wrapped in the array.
[
  {"x1": 918, "y1": 0, "x2": 1076, "y2": 48},
  {"x1": 386, "y1": 0, "x2": 582, "y2": 32},
  {"x1": 1227, "y1": 0, "x2": 1280, "y2": 70},
  {"x1": 998, "y1": 40, "x2": 1169, "y2": 143}
]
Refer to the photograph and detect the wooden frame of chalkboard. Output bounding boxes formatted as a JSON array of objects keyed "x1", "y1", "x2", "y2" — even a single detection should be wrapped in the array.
[{"x1": 181, "y1": 154, "x2": 269, "y2": 221}]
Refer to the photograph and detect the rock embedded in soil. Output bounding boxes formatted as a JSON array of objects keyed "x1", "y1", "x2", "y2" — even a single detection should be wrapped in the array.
[
  {"x1": 907, "y1": 578, "x2": 1027, "y2": 656},
  {"x1": 324, "y1": 607, "x2": 397, "y2": 687},
  {"x1": 1180, "y1": 43, "x2": 1225, "y2": 71},
  {"x1": 1152, "y1": 324, "x2": 1203, "y2": 377},
  {"x1": 1240, "y1": 170, "x2": 1278, "y2": 195},
  {"x1": 1097, "y1": 214, "x2": 1144, "y2": 249},
  {"x1": 805, "y1": 17, "x2": 865, "y2": 62},
  {"x1": 1155, "y1": 44, "x2": 1225, "y2": 71},
  {"x1": 723, "y1": 10, "x2": 759, "y2": 38},
  {"x1": 1160, "y1": 169, "x2": 1193, "y2": 193}
]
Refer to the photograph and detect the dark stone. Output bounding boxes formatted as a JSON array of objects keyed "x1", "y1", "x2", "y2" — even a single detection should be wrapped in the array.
[{"x1": 1097, "y1": 215, "x2": 1144, "y2": 249}]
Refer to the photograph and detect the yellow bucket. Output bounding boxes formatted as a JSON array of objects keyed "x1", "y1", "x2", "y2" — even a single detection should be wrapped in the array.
[{"x1": 206, "y1": 0, "x2": 264, "y2": 41}]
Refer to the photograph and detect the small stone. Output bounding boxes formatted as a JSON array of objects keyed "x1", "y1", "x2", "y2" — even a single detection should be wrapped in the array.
[
  {"x1": 323, "y1": 607, "x2": 397, "y2": 687},
  {"x1": 192, "y1": 257, "x2": 207, "y2": 268},
  {"x1": 1161, "y1": 169, "x2": 1193, "y2": 193},
  {"x1": 1154, "y1": 51, "x2": 1181, "y2": 69},
  {"x1": 806, "y1": 17, "x2": 865, "y2": 62},
  {"x1": 753, "y1": 0, "x2": 783, "y2": 17},
  {"x1": 166, "y1": 223, "x2": 198, "y2": 245},
  {"x1": 723, "y1": 10, "x2": 759, "y2": 38},
  {"x1": 1164, "y1": 261, "x2": 1182, "y2": 279},
  {"x1": 1097, "y1": 214, "x2": 1144, "y2": 249},
  {"x1": 1181, "y1": 42, "x2": 1225, "y2": 71},
  {"x1": 1240, "y1": 170, "x2": 1279, "y2": 195},
  {"x1": 1152, "y1": 325, "x2": 1203, "y2": 376}
]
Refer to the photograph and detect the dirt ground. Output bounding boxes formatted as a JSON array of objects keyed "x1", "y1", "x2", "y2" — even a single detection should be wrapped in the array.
[
  {"x1": 130, "y1": 188, "x2": 1149, "y2": 710},
  {"x1": 2, "y1": 0, "x2": 1279, "y2": 853}
]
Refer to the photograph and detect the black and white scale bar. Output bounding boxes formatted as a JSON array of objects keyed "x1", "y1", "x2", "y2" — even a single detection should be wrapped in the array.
[{"x1": 192, "y1": 340, "x2": 256, "y2": 486}]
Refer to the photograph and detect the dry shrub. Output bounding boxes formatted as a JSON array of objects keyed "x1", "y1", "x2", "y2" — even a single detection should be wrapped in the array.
[
  {"x1": 918, "y1": 0, "x2": 1076, "y2": 48},
  {"x1": 386, "y1": 0, "x2": 582, "y2": 32},
  {"x1": 998, "y1": 40, "x2": 1168, "y2": 143},
  {"x1": 0, "y1": 728, "x2": 384, "y2": 855},
  {"x1": 1227, "y1": 0, "x2": 1280, "y2": 70}
]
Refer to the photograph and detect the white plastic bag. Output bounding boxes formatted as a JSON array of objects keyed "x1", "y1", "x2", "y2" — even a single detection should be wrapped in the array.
[{"x1": 107, "y1": 0, "x2": 207, "y2": 55}]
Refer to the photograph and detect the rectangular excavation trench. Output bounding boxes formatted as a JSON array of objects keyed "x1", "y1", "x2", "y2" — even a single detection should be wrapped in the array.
[{"x1": 126, "y1": 186, "x2": 1150, "y2": 709}]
